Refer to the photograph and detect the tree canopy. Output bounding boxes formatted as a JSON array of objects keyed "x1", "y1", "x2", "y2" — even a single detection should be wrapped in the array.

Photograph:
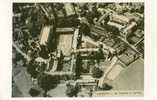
[
  {"x1": 27, "y1": 59, "x2": 39, "y2": 78},
  {"x1": 91, "y1": 67, "x2": 103, "y2": 78},
  {"x1": 65, "y1": 85, "x2": 78, "y2": 97},
  {"x1": 38, "y1": 74, "x2": 59, "y2": 92},
  {"x1": 29, "y1": 88, "x2": 40, "y2": 97}
]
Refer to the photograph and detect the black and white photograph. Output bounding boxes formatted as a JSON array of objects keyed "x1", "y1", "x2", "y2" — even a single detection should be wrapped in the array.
[{"x1": 12, "y1": 2, "x2": 144, "y2": 97}]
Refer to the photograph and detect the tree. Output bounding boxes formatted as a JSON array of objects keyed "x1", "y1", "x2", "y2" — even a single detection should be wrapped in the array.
[
  {"x1": 75, "y1": 55, "x2": 82, "y2": 79},
  {"x1": 27, "y1": 59, "x2": 39, "y2": 78},
  {"x1": 91, "y1": 67, "x2": 103, "y2": 78},
  {"x1": 39, "y1": 45, "x2": 49, "y2": 59},
  {"x1": 106, "y1": 25, "x2": 119, "y2": 36},
  {"x1": 14, "y1": 52, "x2": 24, "y2": 64},
  {"x1": 79, "y1": 23, "x2": 90, "y2": 36},
  {"x1": 102, "y1": 83, "x2": 112, "y2": 90},
  {"x1": 38, "y1": 74, "x2": 59, "y2": 96},
  {"x1": 29, "y1": 88, "x2": 40, "y2": 97},
  {"x1": 65, "y1": 84, "x2": 78, "y2": 97}
]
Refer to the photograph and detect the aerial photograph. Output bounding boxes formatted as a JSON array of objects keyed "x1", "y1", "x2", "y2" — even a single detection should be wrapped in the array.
[{"x1": 12, "y1": 3, "x2": 144, "y2": 97}]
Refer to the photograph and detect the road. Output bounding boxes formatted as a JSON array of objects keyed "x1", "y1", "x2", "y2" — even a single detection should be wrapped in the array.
[
  {"x1": 13, "y1": 42, "x2": 30, "y2": 61},
  {"x1": 98, "y1": 56, "x2": 118, "y2": 87}
]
